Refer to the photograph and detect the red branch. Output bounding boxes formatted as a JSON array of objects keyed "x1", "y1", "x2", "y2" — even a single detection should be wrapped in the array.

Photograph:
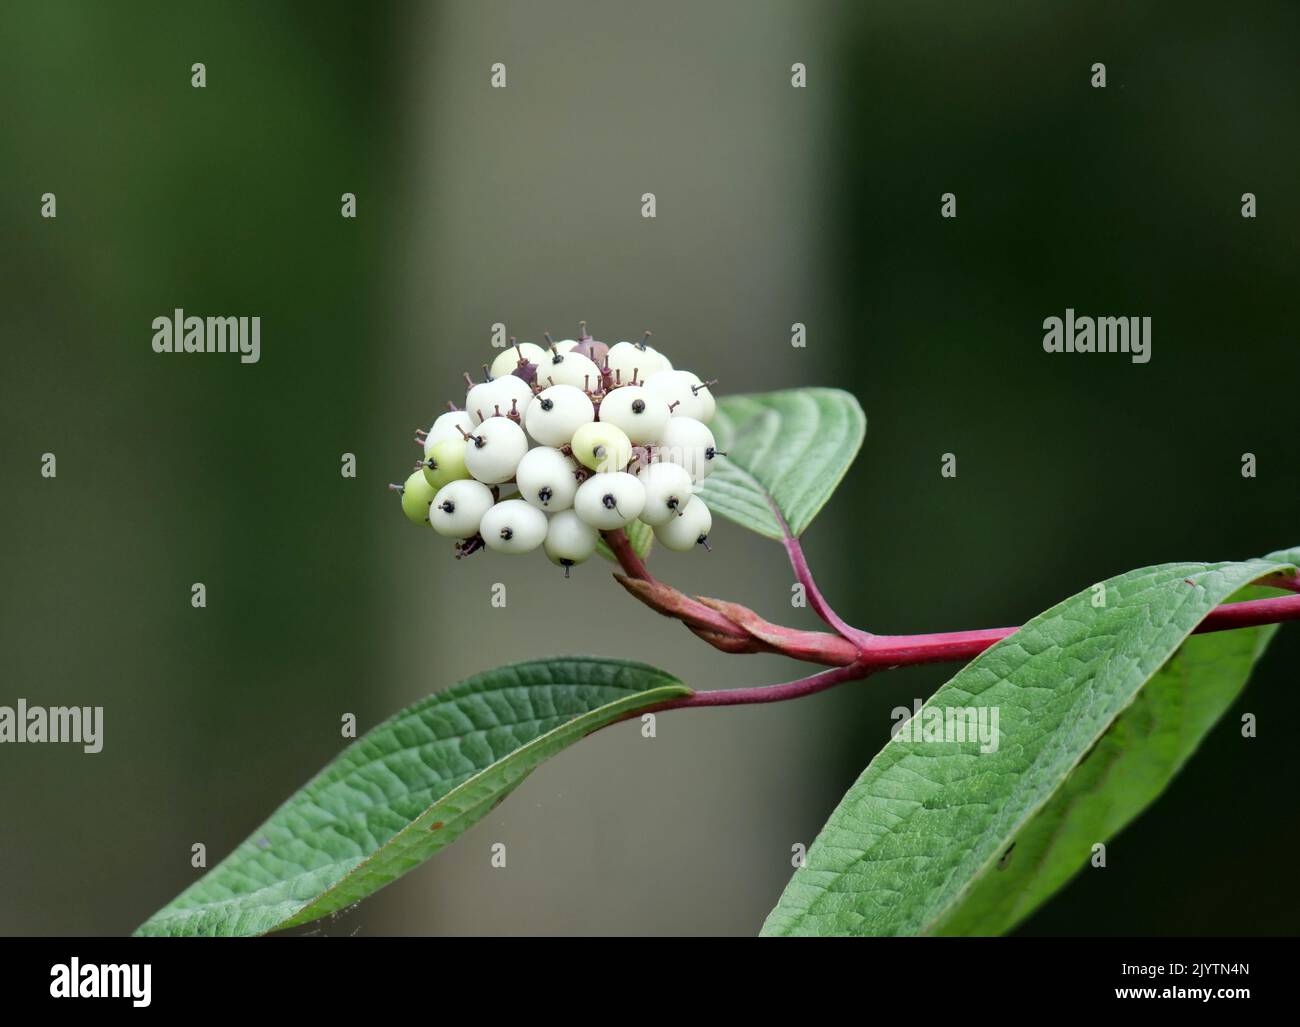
[{"x1": 600, "y1": 529, "x2": 1300, "y2": 709}]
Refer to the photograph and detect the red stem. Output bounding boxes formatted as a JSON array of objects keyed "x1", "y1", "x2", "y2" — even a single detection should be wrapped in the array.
[
  {"x1": 782, "y1": 531, "x2": 875, "y2": 649},
  {"x1": 650, "y1": 662, "x2": 873, "y2": 712},
  {"x1": 859, "y1": 593, "x2": 1300, "y2": 669},
  {"x1": 644, "y1": 594, "x2": 1300, "y2": 711},
  {"x1": 602, "y1": 527, "x2": 1300, "y2": 707},
  {"x1": 767, "y1": 504, "x2": 875, "y2": 648}
]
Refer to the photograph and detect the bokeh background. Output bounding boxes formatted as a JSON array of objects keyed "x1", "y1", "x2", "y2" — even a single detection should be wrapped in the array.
[{"x1": 1, "y1": 0, "x2": 1297, "y2": 936}]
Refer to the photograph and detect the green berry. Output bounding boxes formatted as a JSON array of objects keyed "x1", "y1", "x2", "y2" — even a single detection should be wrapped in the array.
[
  {"x1": 421, "y1": 437, "x2": 471, "y2": 490},
  {"x1": 397, "y1": 470, "x2": 438, "y2": 524},
  {"x1": 571, "y1": 421, "x2": 633, "y2": 473}
]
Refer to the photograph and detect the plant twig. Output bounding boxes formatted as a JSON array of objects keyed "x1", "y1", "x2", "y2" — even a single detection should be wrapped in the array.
[
  {"x1": 628, "y1": 662, "x2": 874, "y2": 716},
  {"x1": 602, "y1": 529, "x2": 1300, "y2": 706},
  {"x1": 771, "y1": 506, "x2": 875, "y2": 648}
]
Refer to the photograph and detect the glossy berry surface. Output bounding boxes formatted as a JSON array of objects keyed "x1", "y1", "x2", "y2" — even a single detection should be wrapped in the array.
[{"x1": 393, "y1": 321, "x2": 721, "y2": 561}]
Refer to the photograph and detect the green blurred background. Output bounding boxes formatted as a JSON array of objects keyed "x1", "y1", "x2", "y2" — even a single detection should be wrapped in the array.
[{"x1": 1, "y1": 0, "x2": 1296, "y2": 935}]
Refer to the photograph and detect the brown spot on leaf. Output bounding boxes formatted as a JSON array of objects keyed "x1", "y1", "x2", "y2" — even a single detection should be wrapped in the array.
[{"x1": 428, "y1": 821, "x2": 444, "y2": 831}]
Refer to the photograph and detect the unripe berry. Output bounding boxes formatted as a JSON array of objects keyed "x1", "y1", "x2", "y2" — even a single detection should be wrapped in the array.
[
  {"x1": 515, "y1": 446, "x2": 580, "y2": 511},
  {"x1": 654, "y1": 495, "x2": 712, "y2": 552},
  {"x1": 550, "y1": 338, "x2": 579, "y2": 355},
  {"x1": 645, "y1": 370, "x2": 714, "y2": 423},
  {"x1": 574, "y1": 471, "x2": 646, "y2": 529},
  {"x1": 636, "y1": 460, "x2": 696, "y2": 526},
  {"x1": 464, "y1": 416, "x2": 529, "y2": 484},
  {"x1": 543, "y1": 509, "x2": 600, "y2": 571},
  {"x1": 397, "y1": 470, "x2": 438, "y2": 524},
  {"x1": 489, "y1": 341, "x2": 548, "y2": 381},
  {"x1": 479, "y1": 499, "x2": 548, "y2": 554},
  {"x1": 538, "y1": 349, "x2": 601, "y2": 392},
  {"x1": 424, "y1": 409, "x2": 475, "y2": 455},
  {"x1": 571, "y1": 421, "x2": 633, "y2": 473},
  {"x1": 429, "y1": 479, "x2": 494, "y2": 537},
  {"x1": 598, "y1": 384, "x2": 670, "y2": 444},
  {"x1": 524, "y1": 384, "x2": 595, "y2": 446},
  {"x1": 658, "y1": 416, "x2": 719, "y2": 481},
  {"x1": 421, "y1": 437, "x2": 471, "y2": 490}
]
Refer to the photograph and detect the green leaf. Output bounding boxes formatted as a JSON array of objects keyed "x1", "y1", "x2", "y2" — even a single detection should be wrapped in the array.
[
  {"x1": 596, "y1": 517, "x2": 653, "y2": 563},
  {"x1": 762, "y1": 555, "x2": 1297, "y2": 937},
  {"x1": 136, "y1": 657, "x2": 689, "y2": 937},
  {"x1": 699, "y1": 388, "x2": 865, "y2": 540},
  {"x1": 934, "y1": 582, "x2": 1282, "y2": 935}
]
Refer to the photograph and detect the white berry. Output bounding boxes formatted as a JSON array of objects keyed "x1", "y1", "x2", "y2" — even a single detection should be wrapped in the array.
[
  {"x1": 636, "y1": 461, "x2": 696, "y2": 526},
  {"x1": 654, "y1": 496, "x2": 712, "y2": 551},
  {"x1": 645, "y1": 369, "x2": 714, "y2": 423},
  {"x1": 489, "y1": 341, "x2": 548, "y2": 380},
  {"x1": 501, "y1": 375, "x2": 538, "y2": 421},
  {"x1": 464, "y1": 416, "x2": 529, "y2": 484},
  {"x1": 398, "y1": 323, "x2": 726, "y2": 565},
  {"x1": 598, "y1": 384, "x2": 670, "y2": 444},
  {"x1": 605, "y1": 340, "x2": 669, "y2": 386},
  {"x1": 658, "y1": 416, "x2": 719, "y2": 481},
  {"x1": 430, "y1": 479, "x2": 494, "y2": 537},
  {"x1": 543, "y1": 509, "x2": 599, "y2": 570},
  {"x1": 479, "y1": 499, "x2": 548, "y2": 554},
  {"x1": 524, "y1": 384, "x2": 595, "y2": 446},
  {"x1": 537, "y1": 349, "x2": 601, "y2": 392},
  {"x1": 424, "y1": 410, "x2": 475, "y2": 455},
  {"x1": 466, "y1": 375, "x2": 533, "y2": 425},
  {"x1": 574, "y1": 471, "x2": 646, "y2": 530},
  {"x1": 515, "y1": 446, "x2": 580, "y2": 511}
]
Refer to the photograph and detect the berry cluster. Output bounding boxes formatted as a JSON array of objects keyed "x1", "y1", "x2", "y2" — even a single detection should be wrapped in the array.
[{"x1": 391, "y1": 324, "x2": 721, "y2": 574}]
